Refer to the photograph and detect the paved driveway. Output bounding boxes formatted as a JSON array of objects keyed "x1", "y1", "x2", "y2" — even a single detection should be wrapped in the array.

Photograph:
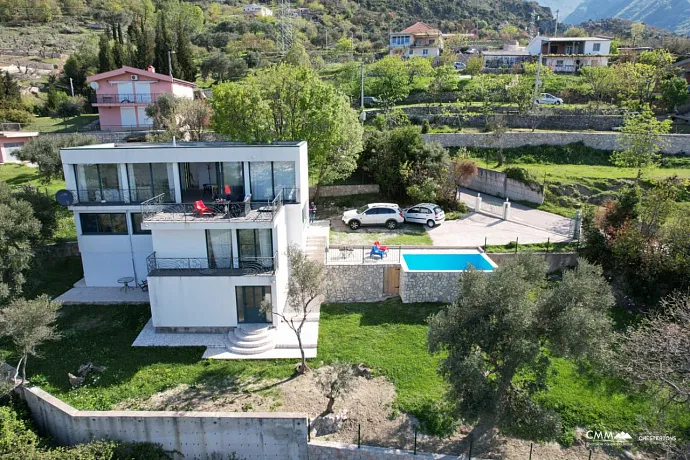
[{"x1": 429, "y1": 213, "x2": 571, "y2": 247}]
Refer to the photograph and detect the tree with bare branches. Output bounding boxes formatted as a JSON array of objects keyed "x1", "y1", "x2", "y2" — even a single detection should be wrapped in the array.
[{"x1": 262, "y1": 244, "x2": 322, "y2": 374}]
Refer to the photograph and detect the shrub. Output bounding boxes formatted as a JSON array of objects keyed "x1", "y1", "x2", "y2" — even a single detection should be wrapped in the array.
[
  {"x1": 504, "y1": 166, "x2": 535, "y2": 184},
  {"x1": 0, "y1": 109, "x2": 34, "y2": 124}
]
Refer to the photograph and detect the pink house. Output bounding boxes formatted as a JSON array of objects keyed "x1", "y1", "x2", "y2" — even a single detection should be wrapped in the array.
[
  {"x1": 0, "y1": 131, "x2": 39, "y2": 164},
  {"x1": 87, "y1": 66, "x2": 196, "y2": 132}
]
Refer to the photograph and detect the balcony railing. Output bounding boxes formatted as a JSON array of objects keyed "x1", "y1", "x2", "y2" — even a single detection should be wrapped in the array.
[
  {"x1": 91, "y1": 93, "x2": 164, "y2": 104},
  {"x1": 146, "y1": 251, "x2": 277, "y2": 276},
  {"x1": 67, "y1": 188, "x2": 176, "y2": 205},
  {"x1": 141, "y1": 191, "x2": 284, "y2": 223},
  {"x1": 552, "y1": 65, "x2": 577, "y2": 72}
]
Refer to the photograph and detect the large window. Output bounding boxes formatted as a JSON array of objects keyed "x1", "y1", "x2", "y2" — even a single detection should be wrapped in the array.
[
  {"x1": 237, "y1": 229, "x2": 273, "y2": 267},
  {"x1": 80, "y1": 213, "x2": 127, "y2": 235},
  {"x1": 249, "y1": 161, "x2": 296, "y2": 202},
  {"x1": 74, "y1": 164, "x2": 122, "y2": 202},
  {"x1": 130, "y1": 213, "x2": 151, "y2": 235},
  {"x1": 592, "y1": 43, "x2": 601, "y2": 52},
  {"x1": 127, "y1": 163, "x2": 174, "y2": 202},
  {"x1": 220, "y1": 162, "x2": 244, "y2": 200},
  {"x1": 206, "y1": 230, "x2": 232, "y2": 268}
]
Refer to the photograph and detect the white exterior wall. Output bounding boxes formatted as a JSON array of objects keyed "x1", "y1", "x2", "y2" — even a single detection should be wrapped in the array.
[
  {"x1": 171, "y1": 84, "x2": 195, "y2": 99},
  {"x1": 583, "y1": 40, "x2": 610, "y2": 54},
  {"x1": 273, "y1": 209, "x2": 288, "y2": 321}
]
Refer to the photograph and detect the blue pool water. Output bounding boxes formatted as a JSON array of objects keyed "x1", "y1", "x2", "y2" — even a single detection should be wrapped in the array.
[{"x1": 403, "y1": 253, "x2": 494, "y2": 271}]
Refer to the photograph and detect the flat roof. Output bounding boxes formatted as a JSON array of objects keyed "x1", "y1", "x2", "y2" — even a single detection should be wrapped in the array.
[
  {"x1": 483, "y1": 50, "x2": 529, "y2": 56},
  {"x1": 62, "y1": 141, "x2": 306, "y2": 150},
  {"x1": 541, "y1": 37, "x2": 611, "y2": 42}
]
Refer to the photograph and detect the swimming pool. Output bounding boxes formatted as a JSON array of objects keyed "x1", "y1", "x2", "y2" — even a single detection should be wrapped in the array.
[{"x1": 402, "y1": 251, "x2": 496, "y2": 272}]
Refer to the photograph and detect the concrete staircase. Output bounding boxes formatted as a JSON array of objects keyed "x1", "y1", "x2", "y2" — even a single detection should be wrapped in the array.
[
  {"x1": 226, "y1": 324, "x2": 276, "y2": 355},
  {"x1": 305, "y1": 235, "x2": 327, "y2": 264}
]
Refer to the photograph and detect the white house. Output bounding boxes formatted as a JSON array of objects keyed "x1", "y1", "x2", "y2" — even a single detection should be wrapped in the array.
[
  {"x1": 242, "y1": 4, "x2": 273, "y2": 16},
  {"x1": 59, "y1": 142, "x2": 309, "y2": 334},
  {"x1": 527, "y1": 35, "x2": 612, "y2": 72},
  {"x1": 390, "y1": 22, "x2": 443, "y2": 57}
]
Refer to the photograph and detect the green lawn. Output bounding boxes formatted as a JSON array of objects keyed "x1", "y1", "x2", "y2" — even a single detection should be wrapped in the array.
[
  {"x1": 27, "y1": 114, "x2": 99, "y2": 133},
  {"x1": 330, "y1": 226, "x2": 433, "y2": 246}
]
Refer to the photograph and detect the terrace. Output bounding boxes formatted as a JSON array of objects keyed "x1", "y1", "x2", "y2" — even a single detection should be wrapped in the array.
[{"x1": 146, "y1": 252, "x2": 277, "y2": 277}]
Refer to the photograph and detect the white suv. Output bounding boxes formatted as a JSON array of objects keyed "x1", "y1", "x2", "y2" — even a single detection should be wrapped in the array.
[
  {"x1": 536, "y1": 93, "x2": 563, "y2": 105},
  {"x1": 341, "y1": 203, "x2": 405, "y2": 230}
]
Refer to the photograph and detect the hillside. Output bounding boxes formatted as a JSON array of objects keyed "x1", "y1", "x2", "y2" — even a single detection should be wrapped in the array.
[
  {"x1": 565, "y1": 0, "x2": 690, "y2": 34},
  {"x1": 535, "y1": 0, "x2": 581, "y2": 18}
]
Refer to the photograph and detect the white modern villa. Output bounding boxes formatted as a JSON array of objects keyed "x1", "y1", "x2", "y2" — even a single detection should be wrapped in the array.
[{"x1": 59, "y1": 142, "x2": 309, "y2": 338}]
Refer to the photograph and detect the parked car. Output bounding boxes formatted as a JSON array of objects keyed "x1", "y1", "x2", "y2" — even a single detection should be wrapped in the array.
[
  {"x1": 362, "y1": 96, "x2": 381, "y2": 108},
  {"x1": 453, "y1": 61, "x2": 466, "y2": 70},
  {"x1": 535, "y1": 93, "x2": 563, "y2": 105},
  {"x1": 403, "y1": 203, "x2": 445, "y2": 228},
  {"x1": 341, "y1": 203, "x2": 405, "y2": 230}
]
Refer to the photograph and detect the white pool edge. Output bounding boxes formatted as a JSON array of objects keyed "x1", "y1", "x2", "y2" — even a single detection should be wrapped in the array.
[{"x1": 400, "y1": 249, "x2": 498, "y2": 273}]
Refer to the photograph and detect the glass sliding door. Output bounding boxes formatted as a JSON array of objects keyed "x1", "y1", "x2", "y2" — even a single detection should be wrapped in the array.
[
  {"x1": 220, "y1": 162, "x2": 244, "y2": 201},
  {"x1": 249, "y1": 162, "x2": 273, "y2": 201},
  {"x1": 127, "y1": 163, "x2": 173, "y2": 202},
  {"x1": 273, "y1": 161, "x2": 296, "y2": 202},
  {"x1": 236, "y1": 286, "x2": 272, "y2": 323},
  {"x1": 237, "y1": 229, "x2": 273, "y2": 268},
  {"x1": 206, "y1": 230, "x2": 232, "y2": 269},
  {"x1": 74, "y1": 164, "x2": 122, "y2": 203}
]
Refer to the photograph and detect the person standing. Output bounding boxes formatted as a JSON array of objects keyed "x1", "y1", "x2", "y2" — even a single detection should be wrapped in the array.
[{"x1": 309, "y1": 201, "x2": 317, "y2": 223}]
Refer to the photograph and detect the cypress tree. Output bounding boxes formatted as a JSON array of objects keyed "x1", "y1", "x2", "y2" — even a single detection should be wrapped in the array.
[
  {"x1": 97, "y1": 33, "x2": 115, "y2": 73},
  {"x1": 153, "y1": 13, "x2": 172, "y2": 75},
  {"x1": 175, "y1": 20, "x2": 196, "y2": 82}
]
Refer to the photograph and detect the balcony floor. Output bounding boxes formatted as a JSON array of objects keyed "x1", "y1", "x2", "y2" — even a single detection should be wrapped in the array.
[
  {"x1": 144, "y1": 208, "x2": 275, "y2": 223},
  {"x1": 55, "y1": 278, "x2": 150, "y2": 305}
]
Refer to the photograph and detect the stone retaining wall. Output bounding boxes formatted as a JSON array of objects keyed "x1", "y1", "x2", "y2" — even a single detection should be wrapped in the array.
[
  {"x1": 23, "y1": 387, "x2": 309, "y2": 460},
  {"x1": 487, "y1": 252, "x2": 579, "y2": 273},
  {"x1": 309, "y1": 184, "x2": 379, "y2": 199},
  {"x1": 399, "y1": 271, "x2": 459, "y2": 304},
  {"x1": 467, "y1": 167, "x2": 544, "y2": 204},
  {"x1": 423, "y1": 132, "x2": 690, "y2": 155},
  {"x1": 324, "y1": 264, "x2": 396, "y2": 302}
]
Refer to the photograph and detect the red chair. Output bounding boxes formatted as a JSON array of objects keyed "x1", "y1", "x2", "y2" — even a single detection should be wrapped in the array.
[
  {"x1": 193, "y1": 200, "x2": 215, "y2": 217},
  {"x1": 224, "y1": 185, "x2": 231, "y2": 199},
  {"x1": 374, "y1": 241, "x2": 389, "y2": 252}
]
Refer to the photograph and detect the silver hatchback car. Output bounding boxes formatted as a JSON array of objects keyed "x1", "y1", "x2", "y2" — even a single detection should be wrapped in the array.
[{"x1": 403, "y1": 203, "x2": 445, "y2": 228}]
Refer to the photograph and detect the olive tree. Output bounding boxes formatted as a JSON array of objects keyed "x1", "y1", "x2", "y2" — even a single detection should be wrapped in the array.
[
  {"x1": 16, "y1": 133, "x2": 96, "y2": 183},
  {"x1": 261, "y1": 244, "x2": 322, "y2": 374},
  {"x1": 428, "y1": 255, "x2": 614, "y2": 440},
  {"x1": 316, "y1": 362, "x2": 357, "y2": 414},
  {"x1": 0, "y1": 295, "x2": 61, "y2": 383}
]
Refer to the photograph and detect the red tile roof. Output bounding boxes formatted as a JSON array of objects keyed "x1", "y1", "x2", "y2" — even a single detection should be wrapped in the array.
[{"x1": 400, "y1": 22, "x2": 440, "y2": 34}]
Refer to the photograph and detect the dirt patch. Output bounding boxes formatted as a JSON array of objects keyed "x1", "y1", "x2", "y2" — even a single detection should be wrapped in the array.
[{"x1": 117, "y1": 367, "x2": 632, "y2": 459}]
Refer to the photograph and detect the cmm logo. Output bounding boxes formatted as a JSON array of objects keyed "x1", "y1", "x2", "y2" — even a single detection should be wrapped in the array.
[{"x1": 585, "y1": 431, "x2": 633, "y2": 443}]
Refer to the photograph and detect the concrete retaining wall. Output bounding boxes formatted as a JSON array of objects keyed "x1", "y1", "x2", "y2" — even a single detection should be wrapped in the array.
[
  {"x1": 423, "y1": 132, "x2": 690, "y2": 155},
  {"x1": 399, "y1": 271, "x2": 459, "y2": 304},
  {"x1": 308, "y1": 440, "x2": 460, "y2": 459},
  {"x1": 467, "y1": 167, "x2": 544, "y2": 204},
  {"x1": 411, "y1": 114, "x2": 623, "y2": 131},
  {"x1": 487, "y1": 252, "x2": 579, "y2": 273},
  {"x1": 309, "y1": 184, "x2": 379, "y2": 199},
  {"x1": 23, "y1": 387, "x2": 309, "y2": 460},
  {"x1": 324, "y1": 264, "x2": 397, "y2": 302}
]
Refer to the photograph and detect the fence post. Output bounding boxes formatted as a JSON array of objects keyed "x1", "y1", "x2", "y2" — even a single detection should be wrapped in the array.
[
  {"x1": 468, "y1": 433, "x2": 473, "y2": 460},
  {"x1": 484, "y1": 237, "x2": 487, "y2": 253},
  {"x1": 414, "y1": 426, "x2": 417, "y2": 455},
  {"x1": 475, "y1": 193, "x2": 482, "y2": 211},
  {"x1": 573, "y1": 207, "x2": 583, "y2": 240},
  {"x1": 515, "y1": 237, "x2": 518, "y2": 254},
  {"x1": 588, "y1": 450, "x2": 592, "y2": 460},
  {"x1": 546, "y1": 237, "x2": 550, "y2": 254},
  {"x1": 529, "y1": 442, "x2": 533, "y2": 460},
  {"x1": 308, "y1": 418, "x2": 311, "y2": 442},
  {"x1": 358, "y1": 423, "x2": 361, "y2": 448},
  {"x1": 502, "y1": 198, "x2": 511, "y2": 221}
]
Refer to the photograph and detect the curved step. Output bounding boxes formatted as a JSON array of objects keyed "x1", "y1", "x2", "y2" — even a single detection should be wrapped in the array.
[
  {"x1": 229, "y1": 335, "x2": 275, "y2": 348},
  {"x1": 234, "y1": 329, "x2": 271, "y2": 342},
  {"x1": 226, "y1": 325, "x2": 277, "y2": 355},
  {"x1": 227, "y1": 341, "x2": 276, "y2": 355}
]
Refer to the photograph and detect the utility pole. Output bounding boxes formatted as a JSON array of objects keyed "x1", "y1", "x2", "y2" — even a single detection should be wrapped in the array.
[
  {"x1": 554, "y1": 10, "x2": 559, "y2": 35},
  {"x1": 167, "y1": 50, "x2": 176, "y2": 79},
  {"x1": 532, "y1": 53, "x2": 542, "y2": 110}
]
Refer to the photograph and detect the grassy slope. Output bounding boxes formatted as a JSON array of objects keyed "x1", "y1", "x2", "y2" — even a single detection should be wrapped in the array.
[{"x1": 28, "y1": 114, "x2": 99, "y2": 133}]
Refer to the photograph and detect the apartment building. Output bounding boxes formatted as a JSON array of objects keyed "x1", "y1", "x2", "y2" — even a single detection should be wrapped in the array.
[{"x1": 59, "y1": 142, "x2": 309, "y2": 332}]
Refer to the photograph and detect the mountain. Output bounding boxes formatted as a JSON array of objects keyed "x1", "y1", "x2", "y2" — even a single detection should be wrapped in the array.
[
  {"x1": 565, "y1": 0, "x2": 690, "y2": 34},
  {"x1": 535, "y1": 0, "x2": 582, "y2": 19}
]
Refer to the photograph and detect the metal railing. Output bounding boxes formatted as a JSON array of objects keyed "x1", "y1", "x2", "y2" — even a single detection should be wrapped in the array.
[
  {"x1": 141, "y1": 190, "x2": 284, "y2": 223},
  {"x1": 91, "y1": 93, "x2": 164, "y2": 104},
  {"x1": 67, "y1": 188, "x2": 175, "y2": 205},
  {"x1": 146, "y1": 251, "x2": 277, "y2": 276},
  {"x1": 552, "y1": 65, "x2": 577, "y2": 72},
  {"x1": 326, "y1": 245, "x2": 402, "y2": 265}
]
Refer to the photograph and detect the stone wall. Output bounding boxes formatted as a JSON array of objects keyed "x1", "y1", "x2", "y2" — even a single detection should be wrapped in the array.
[
  {"x1": 467, "y1": 167, "x2": 544, "y2": 204},
  {"x1": 423, "y1": 132, "x2": 690, "y2": 155},
  {"x1": 399, "y1": 271, "x2": 460, "y2": 304},
  {"x1": 324, "y1": 264, "x2": 396, "y2": 303},
  {"x1": 23, "y1": 387, "x2": 309, "y2": 460},
  {"x1": 308, "y1": 440, "x2": 460, "y2": 459},
  {"x1": 487, "y1": 252, "x2": 579, "y2": 273},
  {"x1": 309, "y1": 184, "x2": 379, "y2": 199}
]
